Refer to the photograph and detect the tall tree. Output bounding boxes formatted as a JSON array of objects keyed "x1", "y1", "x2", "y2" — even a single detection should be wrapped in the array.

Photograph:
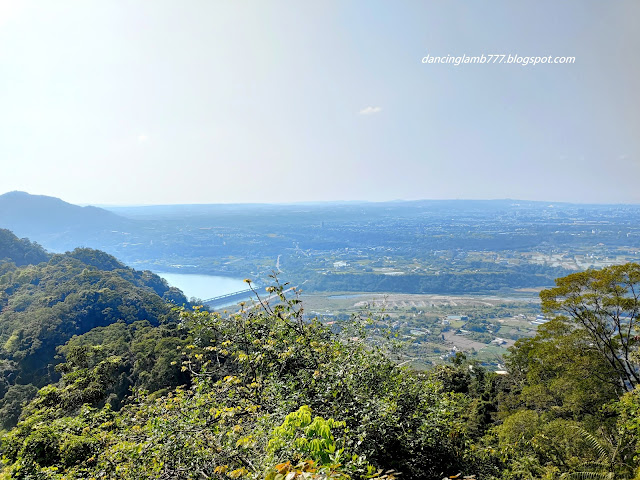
[{"x1": 540, "y1": 263, "x2": 640, "y2": 393}]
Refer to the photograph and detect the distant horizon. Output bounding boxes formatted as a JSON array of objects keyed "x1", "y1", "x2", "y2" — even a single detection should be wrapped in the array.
[{"x1": 3, "y1": 190, "x2": 640, "y2": 209}]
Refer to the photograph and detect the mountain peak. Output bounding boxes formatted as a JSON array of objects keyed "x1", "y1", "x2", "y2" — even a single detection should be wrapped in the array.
[{"x1": 0, "y1": 191, "x2": 126, "y2": 244}]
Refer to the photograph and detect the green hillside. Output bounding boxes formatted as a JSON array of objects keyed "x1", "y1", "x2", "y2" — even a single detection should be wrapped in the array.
[
  {"x1": 0, "y1": 233, "x2": 189, "y2": 429},
  {"x1": 0, "y1": 235, "x2": 639, "y2": 479},
  {"x1": 0, "y1": 229, "x2": 50, "y2": 267}
]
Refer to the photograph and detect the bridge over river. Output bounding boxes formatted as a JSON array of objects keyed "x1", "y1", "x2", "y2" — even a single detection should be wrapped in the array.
[{"x1": 203, "y1": 286, "x2": 295, "y2": 309}]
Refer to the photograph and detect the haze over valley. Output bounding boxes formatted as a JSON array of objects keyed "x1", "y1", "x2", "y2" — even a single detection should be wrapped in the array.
[
  {"x1": 3, "y1": 191, "x2": 639, "y2": 294},
  {"x1": 3, "y1": 190, "x2": 640, "y2": 367}
]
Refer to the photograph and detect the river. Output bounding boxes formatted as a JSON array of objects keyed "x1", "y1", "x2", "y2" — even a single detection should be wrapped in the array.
[{"x1": 155, "y1": 272, "x2": 248, "y2": 300}]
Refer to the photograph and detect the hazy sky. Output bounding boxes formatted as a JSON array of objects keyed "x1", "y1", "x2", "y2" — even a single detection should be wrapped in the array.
[{"x1": 1, "y1": 1, "x2": 638, "y2": 205}]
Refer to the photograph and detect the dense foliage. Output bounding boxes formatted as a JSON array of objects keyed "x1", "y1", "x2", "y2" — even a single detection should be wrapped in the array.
[
  {"x1": 492, "y1": 264, "x2": 640, "y2": 479},
  {"x1": 0, "y1": 280, "x2": 496, "y2": 479},
  {"x1": 1, "y1": 233, "x2": 639, "y2": 479},
  {"x1": 0, "y1": 234, "x2": 189, "y2": 430},
  {"x1": 305, "y1": 267, "x2": 569, "y2": 295},
  {"x1": 0, "y1": 229, "x2": 49, "y2": 267}
]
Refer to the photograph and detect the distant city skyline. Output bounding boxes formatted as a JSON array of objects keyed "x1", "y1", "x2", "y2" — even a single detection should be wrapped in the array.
[{"x1": 1, "y1": 1, "x2": 638, "y2": 205}]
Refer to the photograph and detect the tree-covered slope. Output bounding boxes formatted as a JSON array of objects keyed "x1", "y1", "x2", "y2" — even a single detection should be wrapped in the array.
[
  {"x1": 1, "y1": 285, "x2": 477, "y2": 480},
  {"x1": 0, "y1": 244, "x2": 188, "y2": 428},
  {"x1": 0, "y1": 229, "x2": 50, "y2": 267},
  {"x1": 2, "y1": 263, "x2": 640, "y2": 479}
]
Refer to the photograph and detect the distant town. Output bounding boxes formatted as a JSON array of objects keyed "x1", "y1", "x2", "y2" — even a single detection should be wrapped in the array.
[{"x1": 3, "y1": 192, "x2": 639, "y2": 368}]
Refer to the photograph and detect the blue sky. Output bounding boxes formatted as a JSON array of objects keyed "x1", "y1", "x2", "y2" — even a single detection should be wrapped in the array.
[{"x1": 0, "y1": 1, "x2": 638, "y2": 205}]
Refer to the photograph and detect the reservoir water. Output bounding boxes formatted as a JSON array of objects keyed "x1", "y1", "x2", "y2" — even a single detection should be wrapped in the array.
[{"x1": 155, "y1": 272, "x2": 248, "y2": 300}]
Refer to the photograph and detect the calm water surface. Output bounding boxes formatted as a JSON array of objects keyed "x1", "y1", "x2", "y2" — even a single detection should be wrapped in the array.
[{"x1": 156, "y1": 273, "x2": 247, "y2": 300}]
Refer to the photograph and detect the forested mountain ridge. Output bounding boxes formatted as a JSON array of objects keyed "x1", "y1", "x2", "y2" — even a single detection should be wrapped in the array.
[
  {"x1": 1, "y1": 230, "x2": 640, "y2": 478},
  {"x1": 1, "y1": 263, "x2": 640, "y2": 479},
  {"x1": 0, "y1": 233, "x2": 189, "y2": 429},
  {"x1": 0, "y1": 229, "x2": 50, "y2": 267}
]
